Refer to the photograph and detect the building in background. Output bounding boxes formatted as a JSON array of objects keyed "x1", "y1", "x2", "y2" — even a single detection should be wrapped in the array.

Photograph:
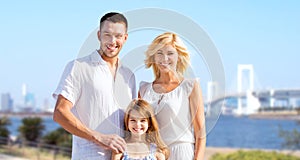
[
  {"x1": 1, "y1": 93, "x2": 14, "y2": 112},
  {"x1": 19, "y1": 83, "x2": 36, "y2": 112}
]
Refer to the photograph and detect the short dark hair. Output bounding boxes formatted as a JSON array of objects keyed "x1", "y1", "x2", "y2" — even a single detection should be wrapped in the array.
[{"x1": 100, "y1": 12, "x2": 128, "y2": 31}]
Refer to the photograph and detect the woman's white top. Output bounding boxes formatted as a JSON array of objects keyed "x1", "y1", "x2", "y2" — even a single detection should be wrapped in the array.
[{"x1": 139, "y1": 78, "x2": 198, "y2": 146}]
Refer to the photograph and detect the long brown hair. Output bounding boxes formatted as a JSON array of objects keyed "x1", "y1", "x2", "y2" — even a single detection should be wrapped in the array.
[{"x1": 124, "y1": 99, "x2": 169, "y2": 158}]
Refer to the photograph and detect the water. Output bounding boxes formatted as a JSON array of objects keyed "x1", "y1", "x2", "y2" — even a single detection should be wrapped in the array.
[
  {"x1": 206, "y1": 115, "x2": 299, "y2": 149},
  {"x1": 6, "y1": 115, "x2": 300, "y2": 150},
  {"x1": 8, "y1": 116, "x2": 60, "y2": 137}
]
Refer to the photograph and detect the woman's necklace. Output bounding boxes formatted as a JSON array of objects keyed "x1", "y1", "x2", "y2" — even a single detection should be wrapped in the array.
[{"x1": 157, "y1": 94, "x2": 165, "y2": 105}]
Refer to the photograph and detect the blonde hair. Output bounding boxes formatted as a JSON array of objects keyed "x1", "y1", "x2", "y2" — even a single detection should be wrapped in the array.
[
  {"x1": 145, "y1": 32, "x2": 190, "y2": 79},
  {"x1": 124, "y1": 99, "x2": 169, "y2": 158}
]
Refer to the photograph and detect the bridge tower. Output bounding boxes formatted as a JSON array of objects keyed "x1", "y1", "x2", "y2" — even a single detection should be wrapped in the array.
[
  {"x1": 206, "y1": 81, "x2": 219, "y2": 116},
  {"x1": 236, "y1": 64, "x2": 260, "y2": 115},
  {"x1": 237, "y1": 64, "x2": 254, "y2": 93}
]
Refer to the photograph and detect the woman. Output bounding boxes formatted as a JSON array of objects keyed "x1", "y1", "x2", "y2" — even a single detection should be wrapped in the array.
[{"x1": 139, "y1": 32, "x2": 206, "y2": 159}]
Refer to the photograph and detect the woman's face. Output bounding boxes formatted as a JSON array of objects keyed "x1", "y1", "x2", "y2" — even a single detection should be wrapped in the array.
[{"x1": 154, "y1": 44, "x2": 179, "y2": 74}]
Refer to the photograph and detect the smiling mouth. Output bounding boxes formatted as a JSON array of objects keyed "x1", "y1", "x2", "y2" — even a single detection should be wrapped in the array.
[
  {"x1": 159, "y1": 62, "x2": 171, "y2": 68},
  {"x1": 106, "y1": 44, "x2": 118, "y2": 51},
  {"x1": 133, "y1": 128, "x2": 145, "y2": 133}
]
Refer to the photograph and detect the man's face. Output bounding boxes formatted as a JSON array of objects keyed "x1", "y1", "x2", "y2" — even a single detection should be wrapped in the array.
[{"x1": 98, "y1": 21, "x2": 128, "y2": 59}]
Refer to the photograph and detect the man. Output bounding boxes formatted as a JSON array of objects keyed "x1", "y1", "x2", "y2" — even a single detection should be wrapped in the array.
[{"x1": 53, "y1": 12, "x2": 136, "y2": 159}]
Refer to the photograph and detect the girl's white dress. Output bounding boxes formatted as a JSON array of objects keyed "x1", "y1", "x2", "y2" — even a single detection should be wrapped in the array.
[{"x1": 139, "y1": 78, "x2": 198, "y2": 160}]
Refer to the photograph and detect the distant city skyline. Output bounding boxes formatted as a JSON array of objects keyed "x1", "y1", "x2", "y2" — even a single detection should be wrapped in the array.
[
  {"x1": 0, "y1": 83, "x2": 50, "y2": 112},
  {"x1": 1, "y1": 1, "x2": 300, "y2": 108}
]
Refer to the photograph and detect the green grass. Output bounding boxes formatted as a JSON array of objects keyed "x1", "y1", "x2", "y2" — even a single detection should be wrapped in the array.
[{"x1": 210, "y1": 150, "x2": 300, "y2": 160}]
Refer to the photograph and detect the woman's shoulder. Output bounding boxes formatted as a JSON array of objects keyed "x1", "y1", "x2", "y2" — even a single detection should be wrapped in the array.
[
  {"x1": 139, "y1": 81, "x2": 153, "y2": 97},
  {"x1": 139, "y1": 81, "x2": 152, "y2": 88},
  {"x1": 181, "y1": 78, "x2": 200, "y2": 95},
  {"x1": 183, "y1": 77, "x2": 200, "y2": 84}
]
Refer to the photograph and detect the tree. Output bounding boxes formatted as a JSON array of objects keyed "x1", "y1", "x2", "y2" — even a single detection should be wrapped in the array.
[
  {"x1": 279, "y1": 120, "x2": 300, "y2": 150},
  {"x1": 43, "y1": 127, "x2": 72, "y2": 156},
  {"x1": 0, "y1": 116, "x2": 11, "y2": 144},
  {"x1": 18, "y1": 117, "x2": 45, "y2": 143},
  {"x1": 43, "y1": 127, "x2": 72, "y2": 148}
]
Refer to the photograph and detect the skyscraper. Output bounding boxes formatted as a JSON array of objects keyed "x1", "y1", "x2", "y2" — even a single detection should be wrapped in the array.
[
  {"x1": 21, "y1": 83, "x2": 36, "y2": 112},
  {"x1": 1, "y1": 93, "x2": 13, "y2": 112}
]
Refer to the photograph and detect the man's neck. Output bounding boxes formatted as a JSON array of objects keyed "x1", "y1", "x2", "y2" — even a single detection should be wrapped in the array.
[{"x1": 97, "y1": 49, "x2": 119, "y2": 78}]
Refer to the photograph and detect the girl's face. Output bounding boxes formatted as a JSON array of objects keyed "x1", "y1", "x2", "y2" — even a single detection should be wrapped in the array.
[
  {"x1": 154, "y1": 44, "x2": 179, "y2": 74},
  {"x1": 128, "y1": 110, "x2": 149, "y2": 135}
]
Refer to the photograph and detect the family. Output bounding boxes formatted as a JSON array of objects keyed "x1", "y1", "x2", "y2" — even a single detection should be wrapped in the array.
[{"x1": 53, "y1": 12, "x2": 206, "y2": 160}]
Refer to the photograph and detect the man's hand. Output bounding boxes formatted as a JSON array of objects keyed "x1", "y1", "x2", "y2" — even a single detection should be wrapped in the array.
[{"x1": 91, "y1": 131, "x2": 126, "y2": 153}]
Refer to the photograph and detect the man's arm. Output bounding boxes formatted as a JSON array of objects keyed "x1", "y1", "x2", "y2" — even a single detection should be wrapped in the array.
[{"x1": 53, "y1": 95, "x2": 126, "y2": 153}]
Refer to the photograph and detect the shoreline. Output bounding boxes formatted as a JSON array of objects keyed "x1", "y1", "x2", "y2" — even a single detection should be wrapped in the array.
[
  {"x1": 1, "y1": 111, "x2": 299, "y2": 120},
  {"x1": 204, "y1": 147, "x2": 300, "y2": 160},
  {"x1": 0, "y1": 112, "x2": 53, "y2": 118},
  {"x1": 248, "y1": 111, "x2": 300, "y2": 120}
]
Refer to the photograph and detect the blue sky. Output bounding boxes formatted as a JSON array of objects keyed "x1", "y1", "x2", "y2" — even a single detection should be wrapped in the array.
[{"x1": 0, "y1": 1, "x2": 299, "y2": 109}]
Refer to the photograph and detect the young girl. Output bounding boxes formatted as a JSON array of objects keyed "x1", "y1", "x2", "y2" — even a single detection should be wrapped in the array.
[{"x1": 112, "y1": 99, "x2": 169, "y2": 160}]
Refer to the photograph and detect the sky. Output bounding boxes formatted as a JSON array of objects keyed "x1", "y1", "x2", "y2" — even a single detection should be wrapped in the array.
[{"x1": 0, "y1": 1, "x2": 300, "y2": 110}]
